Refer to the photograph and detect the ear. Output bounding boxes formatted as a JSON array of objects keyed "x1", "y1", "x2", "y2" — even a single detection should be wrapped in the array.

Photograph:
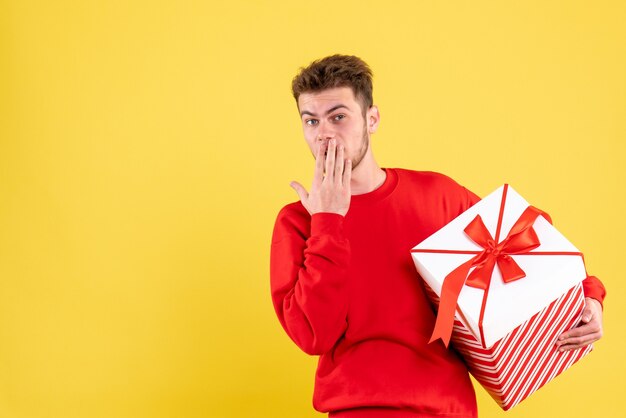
[{"x1": 367, "y1": 105, "x2": 380, "y2": 134}]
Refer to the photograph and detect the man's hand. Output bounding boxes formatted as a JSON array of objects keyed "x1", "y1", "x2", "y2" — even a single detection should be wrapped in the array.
[
  {"x1": 556, "y1": 297, "x2": 603, "y2": 351},
  {"x1": 290, "y1": 138, "x2": 352, "y2": 216}
]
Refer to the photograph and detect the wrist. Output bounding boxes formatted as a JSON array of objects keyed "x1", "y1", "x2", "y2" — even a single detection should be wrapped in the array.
[
  {"x1": 585, "y1": 297, "x2": 603, "y2": 311},
  {"x1": 310, "y1": 212, "x2": 345, "y2": 236}
]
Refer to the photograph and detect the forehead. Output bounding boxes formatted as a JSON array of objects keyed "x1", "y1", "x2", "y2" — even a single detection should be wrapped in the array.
[{"x1": 297, "y1": 86, "x2": 359, "y2": 113}]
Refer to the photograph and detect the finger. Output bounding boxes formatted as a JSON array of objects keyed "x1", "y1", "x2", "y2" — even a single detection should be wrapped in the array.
[
  {"x1": 581, "y1": 304, "x2": 594, "y2": 323},
  {"x1": 325, "y1": 139, "x2": 336, "y2": 182},
  {"x1": 558, "y1": 343, "x2": 587, "y2": 352},
  {"x1": 558, "y1": 319, "x2": 601, "y2": 341},
  {"x1": 557, "y1": 332, "x2": 600, "y2": 351},
  {"x1": 557, "y1": 323, "x2": 601, "y2": 349},
  {"x1": 558, "y1": 331, "x2": 596, "y2": 347},
  {"x1": 559, "y1": 326, "x2": 585, "y2": 341},
  {"x1": 313, "y1": 143, "x2": 326, "y2": 186},
  {"x1": 290, "y1": 181, "x2": 309, "y2": 203},
  {"x1": 334, "y1": 144, "x2": 344, "y2": 182},
  {"x1": 559, "y1": 344, "x2": 589, "y2": 353},
  {"x1": 342, "y1": 158, "x2": 352, "y2": 189}
]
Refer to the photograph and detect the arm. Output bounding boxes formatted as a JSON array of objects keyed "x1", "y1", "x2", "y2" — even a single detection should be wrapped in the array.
[
  {"x1": 270, "y1": 211, "x2": 350, "y2": 355},
  {"x1": 270, "y1": 139, "x2": 352, "y2": 355}
]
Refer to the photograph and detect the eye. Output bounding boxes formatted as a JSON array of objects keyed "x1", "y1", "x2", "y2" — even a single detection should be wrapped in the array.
[
  {"x1": 305, "y1": 119, "x2": 318, "y2": 126},
  {"x1": 333, "y1": 114, "x2": 345, "y2": 121}
]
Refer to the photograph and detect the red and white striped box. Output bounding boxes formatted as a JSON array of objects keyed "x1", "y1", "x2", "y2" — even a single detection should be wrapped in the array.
[
  {"x1": 424, "y1": 282, "x2": 591, "y2": 410},
  {"x1": 411, "y1": 184, "x2": 592, "y2": 410}
]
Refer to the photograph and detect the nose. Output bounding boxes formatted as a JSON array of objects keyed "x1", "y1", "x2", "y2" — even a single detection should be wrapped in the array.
[{"x1": 316, "y1": 120, "x2": 336, "y2": 142}]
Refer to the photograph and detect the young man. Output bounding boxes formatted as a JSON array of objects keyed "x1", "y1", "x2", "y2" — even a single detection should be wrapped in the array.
[{"x1": 270, "y1": 55, "x2": 605, "y2": 418}]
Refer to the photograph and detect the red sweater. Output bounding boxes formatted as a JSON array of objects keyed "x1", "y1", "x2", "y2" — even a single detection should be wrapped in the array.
[{"x1": 270, "y1": 168, "x2": 606, "y2": 417}]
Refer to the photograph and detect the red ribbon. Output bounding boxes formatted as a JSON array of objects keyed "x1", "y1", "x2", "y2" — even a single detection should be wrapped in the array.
[
  {"x1": 410, "y1": 184, "x2": 585, "y2": 348},
  {"x1": 428, "y1": 205, "x2": 549, "y2": 347}
]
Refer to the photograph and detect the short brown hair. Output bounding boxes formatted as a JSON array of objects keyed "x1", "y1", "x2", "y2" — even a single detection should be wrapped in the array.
[{"x1": 291, "y1": 54, "x2": 373, "y2": 113}]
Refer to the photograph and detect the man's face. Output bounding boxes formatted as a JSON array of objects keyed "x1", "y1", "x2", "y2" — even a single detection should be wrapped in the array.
[{"x1": 297, "y1": 86, "x2": 377, "y2": 170}]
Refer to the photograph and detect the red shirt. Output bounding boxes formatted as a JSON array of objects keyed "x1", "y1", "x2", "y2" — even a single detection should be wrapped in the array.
[{"x1": 270, "y1": 168, "x2": 606, "y2": 417}]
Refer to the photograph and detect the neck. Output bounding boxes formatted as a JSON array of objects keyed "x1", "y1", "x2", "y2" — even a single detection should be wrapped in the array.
[{"x1": 350, "y1": 152, "x2": 386, "y2": 195}]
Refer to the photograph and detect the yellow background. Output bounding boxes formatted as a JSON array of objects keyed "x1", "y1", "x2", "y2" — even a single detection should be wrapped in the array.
[{"x1": 1, "y1": 1, "x2": 624, "y2": 417}]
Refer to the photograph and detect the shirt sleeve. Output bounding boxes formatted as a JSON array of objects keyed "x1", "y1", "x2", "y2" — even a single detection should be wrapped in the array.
[
  {"x1": 582, "y1": 275, "x2": 606, "y2": 308},
  {"x1": 270, "y1": 208, "x2": 350, "y2": 355}
]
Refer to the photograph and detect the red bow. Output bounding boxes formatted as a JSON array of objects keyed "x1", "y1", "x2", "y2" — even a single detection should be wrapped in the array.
[{"x1": 428, "y1": 205, "x2": 551, "y2": 347}]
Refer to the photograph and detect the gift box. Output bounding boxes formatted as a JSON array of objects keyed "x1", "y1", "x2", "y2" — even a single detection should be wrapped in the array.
[{"x1": 411, "y1": 184, "x2": 593, "y2": 410}]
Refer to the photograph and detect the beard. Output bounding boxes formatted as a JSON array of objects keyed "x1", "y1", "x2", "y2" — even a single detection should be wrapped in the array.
[{"x1": 350, "y1": 121, "x2": 370, "y2": 170}]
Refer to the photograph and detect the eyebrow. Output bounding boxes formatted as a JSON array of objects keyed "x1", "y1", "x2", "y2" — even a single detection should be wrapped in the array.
[{"x1": 300, "y1": 104, "x2": 350, "y2": 117}]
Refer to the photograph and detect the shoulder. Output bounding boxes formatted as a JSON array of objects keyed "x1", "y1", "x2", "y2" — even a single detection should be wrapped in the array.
[
  {"x1": 392, "y1": 168, "x2": 469, "y2": 193},
  {"x1": 390, "y1": 168, "x2": 480, "y2": 212}
]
